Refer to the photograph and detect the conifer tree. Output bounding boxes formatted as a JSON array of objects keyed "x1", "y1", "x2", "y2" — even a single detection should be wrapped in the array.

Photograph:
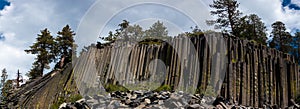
[
  {"x1": 292, "y1": 32, "x2": 300, "y2": 63},
  {"x1": 145, "y1": 21, "x2": 168, "y2": 38},
  {"x1": 55, "y1": 25, "x2": 75, "y2": 65},
  {"x1": 0, "y1": 68, "x2": 7, "y2": 88},
  {"x1": 1, "y1": 80, "x2": 13, "y2": 103},
  {"x1": 269, "y1": 21, "x2": 292, "y2": 53},
  {"x1": 25, "y1": 28, "x2": 56, "y2": 79},
  {"x1": 208, "y1": 0, "x2": 242, "y2": 36},
  {"x1": 237, "y1": 14, "x2": 267, "y2": 44}
]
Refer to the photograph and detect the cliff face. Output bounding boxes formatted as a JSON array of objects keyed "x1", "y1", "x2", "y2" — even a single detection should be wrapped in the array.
[
  {"x1": 5, "y1": 33, "x2": 299, "y2": 108},
  {"x1": 74, "y1": 33, "x2": 300, "y2": 108}
]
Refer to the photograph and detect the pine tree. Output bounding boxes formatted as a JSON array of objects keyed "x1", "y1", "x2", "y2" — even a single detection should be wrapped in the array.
[
  {"x1": 186, "y1": 26, "x2": 204, "y2": 37},
  {"x1": 101, "y1": 20, "x2": 168, "y2": 42},
  {"x1": 126, "y1": 24, "x2": 144, "y2": 40},
  {"x1": 25, "y1": 28, "x2": 56, "y2": 79},
  {"x1": 102, "y1": 31, "x2": 116, "y2": 42},
  {"x1": 55, "y1": 25, "x2": 75, "y2": 66},
  {"x1": 292, "y1": 32, "x2": 300, "y2": 63},
  {"x1": 0, "y1": 68, "x2": 8, "y2": 99},
  {"x1": 1, "y1": 80, "x2": 13, "y2": 103},
  {"x1": 116, "y1": 20, "x2": 130, "y2": 41},
  {"x1": 26, "y1": 62, "x2": 40, "y2": 79},
  {"x1": 269, "y1": 21, "x2": 292, "y2": 53},
  {"x1": 0, "y1": 68, "x2": 7, "y2": 88},
  {"x1": 145, "y1": 21, "x2": 168, "y2": 38},
  {"x1": 237, "y1": 14, "x2": 267, "y2": 45},
  {"x1": 101, "y1": 20, "x2": 130, "y2": 42},
  {"x1": 208, "y1": 0, "x2": 242, "y2": 36}
]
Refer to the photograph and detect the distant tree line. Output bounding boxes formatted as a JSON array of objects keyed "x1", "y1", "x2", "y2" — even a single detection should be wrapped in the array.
[
  {"x1": 100, "y1": 0, "x2": 300, "y2": 63},
  {"x1": 99, "y1": 20, "x2": 169, "y2": 43},
  {"x1": 0, "y1": 68, "x2": 23, "y2": 104},
  {"x1": 208, "y1": 0, "x2": 300, "y2": 63}
]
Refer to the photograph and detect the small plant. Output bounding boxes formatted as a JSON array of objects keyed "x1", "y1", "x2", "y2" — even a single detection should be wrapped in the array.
[
  {"x1": 296, "y1": 94, "x2": 300, "y2": 104},
  {"x1": 204, "y1": 85, "x2": 217, "y2": 97},
  {"x1": 104, "y1": 84, "x2": 128, "y2": 93},
  {"x1": 50, "y1": 97, "x2": 65, "y2": 109},
  {"x1": 154, "y1": 85, "x2": 172, "y2": 92},
  {"x1": 195, "y1": 85, "x2": 205, "y2": 94},
  {"x1": 69, "y1": 94, "x2": 83, "y2": 103},
  {"x1": 231, "y1": 58, "x2": 237, "y2": 63},
  {"x1": 50, "y1": 103, "x2": 59, "y2": 109}
]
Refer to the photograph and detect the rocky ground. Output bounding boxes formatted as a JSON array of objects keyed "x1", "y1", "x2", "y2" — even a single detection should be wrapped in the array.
[{"x1": 58, "y1": 90, "x2": 300, "y2": 109}]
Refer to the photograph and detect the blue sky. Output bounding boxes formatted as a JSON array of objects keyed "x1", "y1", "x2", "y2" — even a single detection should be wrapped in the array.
[
  {"x1": 0, "y1": 0, "x2": 9, "y2": 10},
  {"x1": 282, "y1": 0, "x2": 300, "y2": 10},
  {"x1": 0, "y1": 0, "x2": 299, "y2": 79}
]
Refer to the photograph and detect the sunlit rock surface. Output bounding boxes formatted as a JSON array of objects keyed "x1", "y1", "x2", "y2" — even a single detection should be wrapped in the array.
[{"x1": 5, "y1": 33, "x2": 300, "y2": 108}]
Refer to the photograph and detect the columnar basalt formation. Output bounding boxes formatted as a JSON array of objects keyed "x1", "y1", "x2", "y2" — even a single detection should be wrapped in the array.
[{"x1": 74, "y1": 33, "x2": 300, "y2": 108}]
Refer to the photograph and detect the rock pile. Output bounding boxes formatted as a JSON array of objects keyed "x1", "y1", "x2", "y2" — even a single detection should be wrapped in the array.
[
  {"x1": 61, "y1": 90, "x2": 294, "y2": 109},
  {"x1": 59, "y1": 99, "x2": 90, "y2": 109}
]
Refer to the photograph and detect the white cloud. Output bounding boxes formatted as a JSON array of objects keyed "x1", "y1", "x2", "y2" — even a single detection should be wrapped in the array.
[
  {"x1": 76, "y1": 0, "x2": 213, "y2": 50},
  {"x1": 291, "y1": 0, "x2": 300, "y2": 6},
  {"x1": 0, "y1": 0, "x2": 95, "y2": 79},
  {"x1": 237, "y1": 0, "x2": 300, "y2": 35},
  {"x1": 0, "y1": 41, "x2": 34, "y2": 79},
  {"x1": 203, "y1": 0, "x2": 300, "y2": 35}
]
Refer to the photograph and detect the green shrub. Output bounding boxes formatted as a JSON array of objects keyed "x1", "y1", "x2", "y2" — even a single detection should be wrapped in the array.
[
  {"x1": 195, "y1": 86, "x2": 204, "y2": 94},
  {"x1": 69, "y1": 94, "x2": 83, "y2": 103},
  {"x1": 154, "y1": 85, "x2": 172, "y2": 92},
  {"x1": 204, "y1": 85, "x2": 217, "y2": 97},
  {"x1": 50, "y1": 103, "x2": 59, "y2": 109},
  {"x1": 50, "y1": 97, "x2": 65, "y2": 109},
  {"x1": 104, "y1": 84, "x2": 128, "y2": 93},
  {"x1": 195, "y1": 85, "x2": 216, "y2": 96}
]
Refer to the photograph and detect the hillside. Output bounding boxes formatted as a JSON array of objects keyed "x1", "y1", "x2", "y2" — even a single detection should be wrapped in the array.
[{"x1": 4, "y1": 64, "x2": 80, "y2": 109}]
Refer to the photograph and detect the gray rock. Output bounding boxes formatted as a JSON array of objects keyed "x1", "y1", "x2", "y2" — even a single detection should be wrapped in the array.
[
  {"x1": 108, "y1": 100, "x2": 120, "y2": 108},
  {"x1": 170, "y1": 93, "x2": 180, "y2": 100},
  {"x1": 129, "y1": 101, "x2": 140, "y2": 107},
  {"x1": 164, "y1": 100, "x2": 179, "y2": 108},
  {"x1": 178, "y1": 91, "x2": 184, "y2": 95},
  {"x1": 158, "y1": 100, "x2": 164, "y2": 105},
  {"x1": 76, "y1": 98, "x2": 86, "y2": 103},
  {"x1": 86, "y1": 99, "x2": 98, "y2": 104},
  {"x1": 59, "y1": 102, "x2": 67, "y2": 109},
  {"x1": 145, "y1": 98, "x2": 151, "y2": 104},
  {"x1": 130, "y1": 94, "x2": 137, "y2": 100},
  {"x1": 177, "y1": 101, "x2": 183, "y2": 107},
  {"x1": 124, "y1": 99, "x2": 131, "y2": 105},
  {"x1": 187, "y1": 104, "x2": 201, "y2": 109}
]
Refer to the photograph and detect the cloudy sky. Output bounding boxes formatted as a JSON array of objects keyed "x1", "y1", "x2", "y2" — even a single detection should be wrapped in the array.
[{"x1": 0, "y1": 0, "x2": 299, "y2": 79}]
